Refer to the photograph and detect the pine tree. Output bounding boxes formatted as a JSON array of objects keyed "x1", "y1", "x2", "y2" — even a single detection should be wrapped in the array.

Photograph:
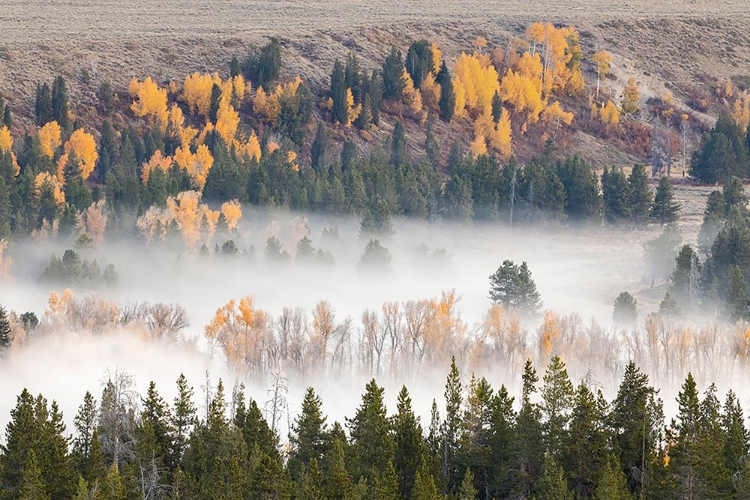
[
  {"x1": 658, "y1": 291, "x2": 681, "y2": 318},
  {"x1": 289, "y1": 387, "x2": 329, "y2": 481},
  {"x1": 391, "y1": 121, "x2": 409, "y2": 167},
  {"x1": 51, "y1": 76, "x2": 69, "y2": 128},
  {"x1": 442, "y1": 357, "x2": 463, "y2": 492},
  {"x1": 18, "y1": 449, "x2": 50, "y2": 500},
  {"x1": 722, "y1": 390, "x2": 749, "y2": 475},
  {"x1": 511, "y1": 360, "x2": 544, "y2": 497},
  {"x1": 488, "y1": 260, "x2": 542, "y2": 316},
  {"x1": 35, "y1": 83, "x2": 53, "y2": 125},
  {"x1": 0, "y1": 304, "x2": 12, "y2": 349},
  {"x1": 595, "y1": 454, "x2": 633, "y2": 500},
  {"x1": 541, "y1": 356, "x2": 575, "y2": 459},
  {"x1": 346, "y1": 379, "x2": 394, "y2": 482},
  {"x1": 171, "y1": 373, "x2": 196, "y2": 468},
  {"x1": 534, "y1": 452, "x2": 573, "y2": 500},
  {"x1": 457, "y1": 468, "x2": 477, "y2": 499},
  {"x1": 357, "y1": 239, "x2": 392, "y2": 271},
  {"x1": 322, "y1": 438, "x2": 352, "y2": 500},
  {"x1": 601, "y1": 167, "x2": 632, "y2": 224},
  {"x1": 612, "y1": 291, "x2": 638, "y2": 326},
  {"x1": 73, "y1": 392, "x2": 100, "y2": 482},
  {"x1": 650, "y1": 176, "x2": 681, "y2": 225},
  {"x1": 669, "y1": 373, "x2": 702, "y2": 499},
  {"x1": 628, "y1": 164, "x2": 653, "y2": 225},
  {"x1": 393, "y1": 386, "x2": 425, "y2": 498},
  {"x1": 726, "y1": 265, "x2": 748, "y2": 321},
  {"x1": 436, "y1": 61, "x2": 455, "y2": 122},
  {"x1": 208, "y1": 83, "x2": 222, "y2": 123},
  {"x1": 0, "y1": 177, "x2": 12, "y2": 240},
  {"x1": 382, "y1": 47, "x2": 406, "y2": 100},
  {"x1": 698, "y1": 190, "x2": 726, "y2": 252},
  {"x1": 564, "y1": 383, "x2": 609, "y2": 497},
  {"x1": 669, "y1": 245, "x2": 699, "y2": 309},
  {"x1": 330, "y1": 60, "x2": 348, "y2": 125},
  {"x1": 311, "y1": 121, "x2": 330, "y2": 171},
  {"x1": 410, "y1": 460, "x2": 441, "y2": 500}
]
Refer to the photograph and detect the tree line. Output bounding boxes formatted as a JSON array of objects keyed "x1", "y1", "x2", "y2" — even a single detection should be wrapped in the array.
[{"x1": 1, "y1": 357, "x2": 748, "y2": 499}]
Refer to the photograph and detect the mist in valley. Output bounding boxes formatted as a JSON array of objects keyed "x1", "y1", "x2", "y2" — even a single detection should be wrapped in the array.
[{"x1": 0, "y1": 207, "x2": 743, "y2": 438}]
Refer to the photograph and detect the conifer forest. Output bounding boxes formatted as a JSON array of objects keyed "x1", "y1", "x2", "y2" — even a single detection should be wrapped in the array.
[{"x1": 3, "y1": 0, "x2": 750, "y2": 497}]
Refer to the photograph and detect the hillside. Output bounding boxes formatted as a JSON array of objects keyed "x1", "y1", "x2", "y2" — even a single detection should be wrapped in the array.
[{"x1": 1, "y1": 1, "x2": 750, "y2": 169}]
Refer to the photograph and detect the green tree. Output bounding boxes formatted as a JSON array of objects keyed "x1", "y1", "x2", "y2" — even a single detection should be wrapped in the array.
[
  {"x1": 488, "y1": 260, "x2": 542, "y2": 316},
  {"x1": 564, "y1": 383, "x2": 609, "y2": 497},
  {"x1": 690, "y1": 115, "x2": 750, "y2": 183},
  {"x1": 347, "y1": 379, "x2": 394, "y2": 482},
  {"x1": 650, "y1": 176, "x2": 681, "y2": 225},
  {"x1": 393, "y1": 386, "x2": 425, "y2": 498},
  {"x1": 510, "y1": 360, "x2": 544, "y2": 497},
  {"x1": 359, "y1": 197, "x2": 395, "y2": 238},
  {"x1": 18, "y1": 449, "x2": 50, "y2": 500},
  {"x1": 51, "y1": 76, "x2": 69, "y2": 128},
  {"x1": 322, "y1": 438, "x2": 352, "y2": 500},
  {"x1": 410, "y1": 460, "x2": 441, "y2": 500},
  {"x1": 330, "y1": 59, "x2": 348, "y2": 125},
  {"x1": 541, "y1": 356, "x2": 575, "y2": 459},
  {"x1": 442, "y1": 357, "x2": 463, "y2": 492},
  {"x1": 245, "y1": 38, "x2": 282, "y2": 88},
  {"x1": 436, "y1": 61, "x2": 455, "y2": 122},
  {"x1": 658, "y1": 291, "x2": 681, "y2": 318},
  {"x1": 595, "y1": 454, "x2": 633, "y2": 500},
  {"x1": 208, "y1": 83, "x2": 222, "y2": 123},
  {"x1": 311, "y1": 121, "x2": 330, "y2": 171},
  {"x1": 556, "y1": 155, "x2": 602, "y2": 222},
  {"x1": 35, "y1": 83, "x2": 53, "y2": 125},
  {"x1": 382, "y1": 47, "x2": 406, "y2": 100},
  {"x1": 669, "y1": 245, "x2": 700, "y2": 309},
  {"x1": 357, "y1": 239, "x2": 392, "y2": 271},
  {"x1": 0, "y1": 304, "x2": 11, "y2": 349},
  {"x1": 628, "y1": 164, "x2": 653, "y2": 225},
  {"x1": 534, "y1": 452, "x2": 573, "y2": 500},
  {"x1": 601, "y1": 167, "x2": 631, "y2": 224},
  {"x1": 289, "y1": 388, "x2": 329, "y2": 481},
  {"x1": 405, "y1": 40, "x2": 433, "y2": 88},
  {"x1": 391, "y1": 121, "x2": 409, "y2": 167},
  {"x1": 457, "y1": 468, "x2": 477, "y2": 500},
  {"x1": 726, "y1": 264, "x2": 748, "y2": 320},
  {"x1": 698, "y1": 190, "x2": 726, "y2": 252},
  {"x1": 612, "y1": 291, "x2": 638, "y2": 326}
]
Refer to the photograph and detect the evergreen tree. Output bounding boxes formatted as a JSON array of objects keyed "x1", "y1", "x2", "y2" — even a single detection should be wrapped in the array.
[
  {"x1": 650, "y1": 176, "x2": 681, "y2": 225},
  {"x1": 557, "y1": 155, "x2": 602, "y2": 222},
  {"x1": 436, "y1": 61, "x2": 455, "y2": 122},
  {"x1": 410, "y1": 460, "x2": 441, "y2": 500},
  {"x1": 690, "y1": 115, "x2": 750, "y2": 183},
  {"x1": 488, "y1": 260, "x2": 542, "y2": 316},
  {"x1": 311, "y1": 121, "x2": 330, "y2": 171},
  {"x1": 698, "y1": 190, "x2": 726, "y2": 252},
  {"x1": 442, "y1": 357, "x2": 463, "y2": 492},
  {"x1": 393, "y1": 386, "x2": 424, "y2": 498},
  {"x1": 51, "y1": 76, "x2": 69, "y2": 128},
  {"x1": 382, "y1": 47, "x2": 406, "y2": 100},
  {"x1": 595, "y1": 454, "x2": 633, "y2": 500},
  {"x1": 404, "y1": 40, "x2": 432, "y2": 88},
  {"x1": 541, "y1": 356, "x2": 575, "y2": 459},
  {"x1": 368, "y1": 70, "x2": 384, "y2": 126},
  {"x1": 171, "y1": 373, "x2": 196, "y2": 468},
  {"x1": 726, "y1": 265, "x2": 748, "y2": 320},
  {"x1": 0, "y1": 177, "x2": 12, "y2": 240},
  {"x1": 658, "y1": 291, "x2": 681, "y2": 318},
  {"x1": 357, "y1": 239, "x2": 392, "y2": 271},
  {"x1": 245, "y1": 38, "x2": 282, "y2": 88},
  {"x1": 601, "y1": 167, "x2": 632, "y2": 224},
  {"x1": 322, "y1": 438, "x2": 352, "y2": 500},
  {"x1": 208, "y1": 83, "x2": 222, "y2": 123},
  {"x1": 391, "y1": 121, "x2": 409, "y2": 167},
  {"x1": 330, "y1": 59, "x2": 348, "y2": 125},
  {"x1": 35, "y1": 83, "x2": 53, "y2": 125},
  {"x1": 564, "y1": 383, "x2": 609, "y2": 497},
  {"x1": 534, "y1": 452, "x2": 573, "y2": 500},
  {"x1": 346, "y1": 379, "x2": 394, "y2": 482},
  {"x1": 289, "y1": 388, "x2": 329, "y2": 481},
  {"x1": 612, "y1": 291, "x2": 638, "y2": 326},
  {"x1": 669, "y1": 373, "x2": 705, "y2": 500},
  {"x1": 229, "y1": 55, "x2": 241, "y2": 78},
  {"x1": 359, "y1": 197, "x2": 395, "y2": 238},
  {"x1": 669, "y1": 244, "x2": 700, "y2": 309},
  {"x1": 0, "y1": 304, "x2": 11, "y2": 349},
  {"x1": 18, "y1": 449, "x2": 50, "y2": 500},
  {"x1": 722, "y1": 390, "x2": 749, "y2": 476},
  {"x1": 628, "y1": 164, "x2": 653, "y2": 225},
  {"x1": 457, "y1": 468, "x2": 477, "y2": 500},
  {"x1": 510, "y1": 360, "x2": 544, "y2": 497}
]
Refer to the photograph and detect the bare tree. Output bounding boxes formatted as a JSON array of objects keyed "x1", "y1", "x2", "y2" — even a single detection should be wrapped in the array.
[{"x1": 99, "y1": 369, "x2": 138, "y2": 468}]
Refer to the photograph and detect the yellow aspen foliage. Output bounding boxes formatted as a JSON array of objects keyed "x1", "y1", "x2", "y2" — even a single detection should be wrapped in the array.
[
  {"x1": 252, "y1": 86, "x2": 281, "y2": 127},
  {"x1": 453, "y1": 53, "x2": 501, "y2": 115},
  {"x1": 592, "y1": 51, "x2": 612, "y2": 79},
  {"x1": 38, "y1": 121, "x2": 62, "y2": 158},
  {"x1": 77, "y1": 199, "x2": 108, "y2": 244},
  {"x1": 173, "y1": 144, "x2": 214, "y2": 189},
  {"x1": 469, "y1": 135, "x2": 488, "y2": 157},
  {"x1": 234, "y1": 132, "x2": 262, "y2": 162},
  {"x1": 0, "y1": 239, "x2": 9, "y2": 279},
  {"x1": 204, "y1": 296, "x2": 270, "y2": 373},
  {"x1": 490, "y1": 108, "x2": 512, "y2": 159},
  {"x1": 453, "y1": 79, "x2": 467, "y2": 118},
  {"x1": 128, "y1": 77, "x2": 169, "y2": 128},
  {"x1": 345, "y1": 88, "x2": 362, "y2": 127},
  {"x1": 287, "y1": 151, "x2": 300, "y2": 172},
  {"x1": 515, "y1": 52, "x2": 543, "y2": 80},
  {"x1": 621, "y1": 77, "x2": 640, "y2": 115},
  {"x1": 231, "y1": 74, "x2": 247, "y2": 103},
  {"x1": 524, "y1": 23, "x2": 582, "y2": 95},
  {"x1": 141, "y1": 150, "x2": 174, "y2": 183},
  {"x1": 35, "y1": 172, "x2": 65, "y2": 206},
  {"x1": 267, "y1": 141, "x2": 280, "y2": 154},
  {"x1": 47, "y1": 288, "x2": 74, "y2": 317},
  {"x1": 732, "y1": 91, "x2": 750, "y2": 130},
  {"x1": 472, "y1": 36, "x2": 488, "y2": 52},
  {"x1": 221, "y1": 199, "x2": 242, "y2": 231},
  {"x1": 598, "y1": 99, "x2": 621, "y2": 126},
  {"x1": 164, "y1": 190, "x2": 204, "y2": 247},
  {"x1": 199, "y1": 204, "x2": 220, "y2": 242},
  {"x1": 182, "y1": 72, "x2": 222, "y2": 117},
  {"x1": 431, "y1": 43, "x2": 442, "y2": 73},
  {"x1": 0, "y1": 126, "x2": 11, "y2": 152},
  {"x1": 420, "y1": 72, "x2": 441, "y2": 111},
  {"x1": 499, "y1": 69, "x2": 545, "y2": 130},
  {"x1": 215, "y1": 102, "x2": 240, "y2": 144},
  {"x1": 58, "y1": 129, "x2": 98, "y2": 181},
  {"x1": 539, "y1": 310, "x2": 560, "y2": 360},
  {"x1": 542, "y1": 100, "x2": 574, "y2": 126},
  {"x1": 195, "y1": 123, "x2": 214, "y2": 147}
]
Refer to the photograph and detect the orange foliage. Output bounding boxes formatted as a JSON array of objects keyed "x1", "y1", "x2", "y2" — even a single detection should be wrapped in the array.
[
  {"x1": 542, "y1": 100, "x2": 574, "y2": 126},
  {"x1": 287, "y1": 151, "x2": 300, "y2": 172},
  {"x1": 420, "y1": 72, "x2": 441, "y2": 111},
  {"x1": 453, "y1": 52, "x2": 501, "y2": 116},
  {"x1": 77, "y1": 200, "x2": 108, "y2": 244},
  {"x1": 469, "y1": 135, "x2": 487, "y2": 157},
  {"x1": 182, "y1": 72, "x2": 222, "y2": 117},
  {"x1": 621, "y1": 77, "x2": 640, "y2": 115},
  {"x1": 221, "y1": 200, "x2": 242, "y2": 231},
  {"x1": 57, "y1": 129, "x2": 98, "y2": 181},
  {"x1": 732, "y1": 91, "x2": 750, "y2": 130},
  {"x1": 253, "y1": 76, "x2": 302, "y2": 128},
  {"x1": 234, "y1": 131, "x2": 262, "y2": 162},
  {"x1": 34, "y1": 172, "x2": 65, "y2": 206},
  {"x1": 539, "y1": 310, "x2": 560, "y2": 360},
  {"x1": 141, "y1": 150, "x2": 174, "y2": 183},
  {"x1": 173, "y1": 144, "x2": 214, "y2": 189},
  {"x1": 128, "y1": 77, "x2": 169, "y2": 128},
  {"x1": 524, "y1": 23, "x2": 582, "y2": 94},
  {"x1": 345, "y1": 88, "x2": 362, "y2": 127},
  {"x1": 0, "y1": 126, "x2": 11, "y2": 152},
  {"x1": 431, "y1": 43, "x2": 442, "y2": 73},
  {"x1": 204, "y1": 296, "x2": 271, "y2": 373},
  {"x1": 267, "y1": 141, "x2": 280, "y2": 154},
  {"x1": 39, "y1": 121, "x2": 62, "y2": 158},
  {"x1": 598, "y1": 99, "x2": 621, "y2": 126},
  {"x1": 474, "y1": 110, "x2": 512, "y2": 159},
  {"x1": 499, "y1": 69, "x2": 544, "y2": 130},
  {"x1": 592, "y1": 51, "x2": 612, "y2": 79},
  {"x1": 215, "y1": 102, "x2": 240, "y2": 144}
]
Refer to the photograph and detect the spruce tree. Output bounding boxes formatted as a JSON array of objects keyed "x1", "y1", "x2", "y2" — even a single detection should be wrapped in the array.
[
  {"x1": 0, "y1": 304, "x2": 11, "y2": 349},
  {"x1": 442, "y1": 357, "x2": 463, "y2": 491},
  {"x1": 658, "y1": 291, "x2": 681, "y2": 318},
  {"x1": 534, "y1": 452, "x2": 573, "y2": 500},
  {"x1": 410, "y1": 460, "x2": 440, "y2": 500},
  {"x1": 698, "y1": 190, "x2": 726, "y2": 252},
  {"x1": 436, "y1": 61, "x2": 455, "y2": 122},
  {"x1": 391, "y1": 121, "x2": 408, "y2": 167},
  {"x1": 393, "y1": 386, "x2": 424, "y2": 498},
  {"x1": 457, "y1": 468, "x2": 477, "y2": 500},
  {"x1": 51, "y1": 76, "x2": 69, "y2": 128},
  {"x1": 628, "y1": 164, "x2": 653, "y2": 225},
  {"x1": 541, "y1": 356, "x2": 575, "y2": 459},
  {"x1": 595, "y1": 454, "x2": 633, "y2": 500},
  {"x1": 323, "y1": 438, "x2": 352, "y2": 500},
  {"x1": 18, "y1": 449, "x2": 50, "y2": 500},
  {"x1": 311, "y1": 121, "x2": 330, "y2": 171},
  {"x1": 289, "y1": 387, "x2": 329, "y2": 480},
  {"x1": 602, "y1": 167, "x2": 632, "y2": 224},
  {"x1": 208, "y1": 83, "x2": 222, "y2": 123},
  {"x1": 330, "y1": 60, "x2": 348, "y2": 125},
  {"x1": 511, "y1": 360, "x2": 544, "y2": 497},
  {"x1": 346, "y1": 379, "x2": 394, "y2": 482},
  {"x1": 726, "y1": 265, "x2": 748, "y2": 321},
  {"x1": 382, "y1": 47, "x2": 406, "y2": 100},
  {"x1": 612, "y1": 291, "x2": 638, "y2": 326},
  {"x1": 650, "y1": 176, "x2": 681, "y2": 225}
]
